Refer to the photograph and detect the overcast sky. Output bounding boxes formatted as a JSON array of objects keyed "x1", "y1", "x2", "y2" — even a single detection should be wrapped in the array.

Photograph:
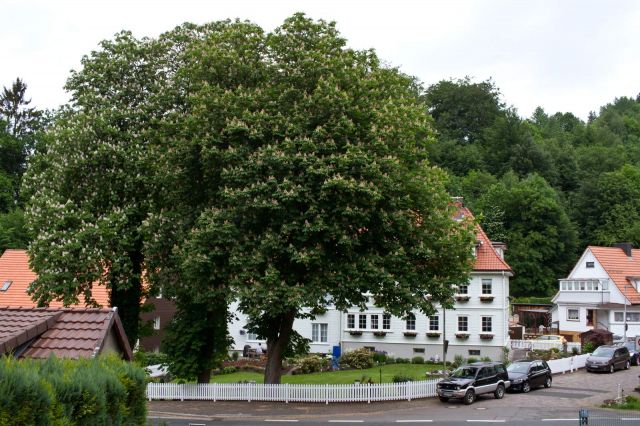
[{"x1": 3, "y1": 0, "x2": 639, "y2": 120}]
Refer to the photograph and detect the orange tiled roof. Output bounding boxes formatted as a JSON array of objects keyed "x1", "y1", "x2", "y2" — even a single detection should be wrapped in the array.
[
  {"x1": 455, "y1": 206, "x2": 512, "y2": 273},
  {"x1": 0, "y1": 306, "x2": 132, "y2": 360},
  {"x1": 589, "y1": 246, "x2": 640, "y2": 305},
  {"x1": 0, "y1": 249, "x2": 110, "y2": 308}
]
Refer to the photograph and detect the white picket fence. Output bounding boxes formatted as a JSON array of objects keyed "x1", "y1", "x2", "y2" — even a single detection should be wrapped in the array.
[
  {"x1": 146, "y1": 354, "x2": 592, "y2": 402},
  {"x1": 511, "y1": 339, "x2": 582, "y2": 353},
  {"x1": 147, "y1": 379, "x2": 439, "y2": 402}
]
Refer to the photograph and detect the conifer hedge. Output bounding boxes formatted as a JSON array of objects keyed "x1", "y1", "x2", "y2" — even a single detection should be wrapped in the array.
[{"x1": 0, "y1": 355, "x2": 146, "y2": 425}]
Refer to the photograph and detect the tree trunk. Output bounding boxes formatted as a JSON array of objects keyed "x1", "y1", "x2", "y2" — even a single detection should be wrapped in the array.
[
  {"x1": 197, "y1": 368, "x2": 212, "y2": 384},
  {"x1": 264, "y1": 311, "x2": 296, "y2": 384},
  {"x1": 109, "y1": 243, "x2": 143, "y2": 348}
]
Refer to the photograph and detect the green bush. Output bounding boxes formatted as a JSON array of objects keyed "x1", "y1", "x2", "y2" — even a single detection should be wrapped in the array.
[
  {"x1": 411, "y1": 356, "x2": 425, "y2": 364},
  {"x1": 385, "y1": 356, "x2": 396, "y2": 364},
  {"x1": 372, "y1": 351, "x2": 388, "y2": 364},
  {"x1": 452, "y1": 355, "x2": 465, "y2": 368},
  {"x1": 0, "y1": 354, "x2": 147, "y2": 426},
  {"x1": 480, "y1": 356, "x2": 492, "y2": 362},
  {"x1": 571, "y1": 347, "x2": 579, "y2": 355},
  {"x1": 582, "y1": 342, "x2": 596, "y2": 354},
  {"x1": 392, "y1": 374, "x2": 414, "y2": 383},
  {"x1": 222, "y1": 366, "x2": 238, "y2": 374},
  {"x1": 466, "y1": 357, "x2": 478, "y2": 364},
  {"x1": 395, "y1": 357, "x2": 410, "y2": 364},
  {"x1": 293, "y1": 355, "x2": 327, "y2": 374},
  {"x1": 340, "y1": 348, "x2": 374, "y2": 369}
]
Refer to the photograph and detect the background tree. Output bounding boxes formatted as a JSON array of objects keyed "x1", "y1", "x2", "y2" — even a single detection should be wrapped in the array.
[{"x1": 145, "y1": 14, "x2": 476, "y2": 384}]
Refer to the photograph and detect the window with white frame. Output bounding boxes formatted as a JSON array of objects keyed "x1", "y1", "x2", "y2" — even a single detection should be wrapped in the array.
[
  {"x1": 405, "y1": 313, "x2": 416, "y2": 330},
  {"x1": 481, "y1": 316, "x2": 492, "y2": 332},
  {"x1": 429, "y1": 315, "x2": 439, "y2": 331},
  {"x1": 371, "y1": 314, "x2": 379, "y2": 330},
  {"x1": 482, "y1": 279, "x2": 492, "y2": 294},
  {"x1": 247, "y1": 332, "x2": 258, "y2": 340},
  {"x1": 347, "y1": 314, "x2": 355, "y2": 329},
  {"x1": 615, "y1": 312, "x2": 640, "y2": 322},
  {"x1": 153, "y1": 316, "x2": 161, "y2": 330},
  {"x1": 312, "y1": 323, "x2": 328, "y2": 342},
  {"x1": 359, "y1": 314, "x2": 367, "y2": 329},
  {"x1": 382, "y1": 313, "x2": 391, "y2": 330},
  {"x1": 567, "y1": 308, "x2": 579, "y2": 321},
  {"x1": 458, "y1": 316, "x2": 468, "y2": 332},
  {"x1": 458, "y1": 283, "x2": 468, "y2": 294}
]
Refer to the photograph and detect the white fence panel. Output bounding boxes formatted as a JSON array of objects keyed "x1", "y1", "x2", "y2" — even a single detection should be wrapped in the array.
[
  {"x1": 547, "y1": 354, "x2": 590, "y2": 374},
  {"x1": 147, "y1": 379, "x2": 439, "y2": 402}
]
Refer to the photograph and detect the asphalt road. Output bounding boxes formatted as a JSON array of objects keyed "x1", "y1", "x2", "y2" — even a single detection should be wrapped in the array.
[{"x1": 147, "y1": 367, "x2": 640, "y2": 425}]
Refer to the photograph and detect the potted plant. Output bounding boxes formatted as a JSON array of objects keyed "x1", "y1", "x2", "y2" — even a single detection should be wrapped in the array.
[
  {"x1": 455, "y1": 295, "x2": 470, "y2": 302},
  {"x1": 373, "y1": 331, "x2": 387, "y2": 337},
  {"x1": 480, "y1": 295, "x2": 494, "y2": 302},
  {"x1": 403, "y1": 331, "x2": 418, "y2": 337},
  {"x1": 349, "y1": 330, "x2": 363, "y2": 336},
  {"x1": 426, "y1": 332, "x2": 441, "y2": 338},
  {"x1": 455, "y1": 332, "x2": 470, "y2": 339},
  {"x1": 479, "y1": 333, "x2": 494, "y2": 340}
]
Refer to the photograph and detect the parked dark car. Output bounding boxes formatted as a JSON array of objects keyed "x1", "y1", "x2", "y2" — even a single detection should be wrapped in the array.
[
  {"x1": 437, "y1": 362, "x2": 510, "y2": 405},
  {"x1": 506, "y1": 359, "x2": 552, "y2": 392},
  {"x1": 617, "y1": 342, "x2": 639, "y2": 366},
  {"x1": 585, "y1": 345, "x2": 630, "y2": 373}
]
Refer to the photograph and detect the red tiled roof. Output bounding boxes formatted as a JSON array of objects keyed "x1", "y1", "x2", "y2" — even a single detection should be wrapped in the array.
[
  {"x1": 455, "y1": 206, "x2": 512, "y2": 273},
  {"x1": 589, "y1": 246, "x2": 640, "y2": 305},
  {"x1": 0, "y1": 306, "x2": 132, "y2": 360},
  {"x1": 0, "y1": 249, "x2": 110, "y2": 308}
]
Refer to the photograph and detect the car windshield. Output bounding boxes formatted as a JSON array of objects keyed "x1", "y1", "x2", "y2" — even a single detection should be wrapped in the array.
[
  {"x1": 507, "y1": 362, "x2": 530, "y2": 373},
  {"x1": 592, "y1": 347, "x2": 614, "y2": 357},
  {"x1": 450, "y1": 367, "x2": 478, "y2": 379}
]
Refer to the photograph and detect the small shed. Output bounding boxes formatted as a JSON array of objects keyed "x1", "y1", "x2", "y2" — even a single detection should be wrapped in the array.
[{"x1": 579, "y1": 328, "x2": 613, "y2": 347}]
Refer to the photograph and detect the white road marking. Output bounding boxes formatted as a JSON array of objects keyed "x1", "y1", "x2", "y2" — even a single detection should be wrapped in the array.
[
  {"x1": 622, "y1": 419, "x2": 640, "y2": 421},
  {"x1": 395, "y1": 421, "x2": 433, "y2": 423},
  {"x1": 541, "y1": 420, "x2": 575, "y2": 422},
  {"x1": 466, "y1": 421, "x2": 505, "y2": 423},
  {"x1": 328, "y1": 421, "x2": 364, "y2": 424},
  {"x1": 264, "y1": 421, "x2": 298, "y2": 423}
]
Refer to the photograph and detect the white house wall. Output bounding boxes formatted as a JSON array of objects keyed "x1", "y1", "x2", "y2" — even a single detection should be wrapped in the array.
[{"x1": 229, "y1": 271, "x2": 510, "y2": 361}]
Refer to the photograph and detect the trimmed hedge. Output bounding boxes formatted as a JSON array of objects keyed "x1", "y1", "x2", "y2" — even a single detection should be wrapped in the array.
[{"x1": 0, "y1": 355, "x2": 146, "y2": 426}]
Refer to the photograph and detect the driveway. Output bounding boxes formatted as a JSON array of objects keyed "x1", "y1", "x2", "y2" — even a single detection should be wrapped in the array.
[{"x1": 147, "y1": 368, "x2": 640, "y2": 422}]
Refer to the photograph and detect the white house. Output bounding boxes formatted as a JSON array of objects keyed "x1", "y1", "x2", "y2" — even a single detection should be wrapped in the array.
[
  {"x1": 551, "y1": 244, "x2": 640, "y2": 344},
  {"x1": 229, "y1": 203, "x2": 513, "y2": 360}
]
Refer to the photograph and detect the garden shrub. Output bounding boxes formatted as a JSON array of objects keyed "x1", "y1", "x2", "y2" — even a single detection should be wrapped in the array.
[
  {"x1": 582, "y1": 342, "x2": 596, "y2": 354},
  {"x1": 385, "y1": 356, "x2": 396, "y2": 364},
  {"x1": 0, "y1": 354, "x2": 146, "y2": 426},
  {"x1": 392, "y1": 374, "x2": 414, "y2": 383},
  {"x1": 395, "y1": 357, "x2": 410, "y2": 364},
  {"x1": 452, "y1": 355, "x2": 465, "y2": 368},
  {"x1": 411, "y1": 356, "x2": 425, "y2": 364},
  {"x1": 293, "y1": 355, "x2": 327, "y2": 374},
  {"x1": 480, "y1": 356, "x2": 492, "y2": 362},
  {"x1": 466, "y1": 357, "x2": 478, "y2": 364},
  {"x1": 372, "y1": 351, "x2": 388, "y2": 364},
  {"x1": 340, "y1": 348, "x2": 374, "y2": 369},
  {"x1": 571, "y1": 347, "x2": 579, "y2": 355},
  {"x1": 222, "y1": 366, "x2": 238, "y2": 374}
]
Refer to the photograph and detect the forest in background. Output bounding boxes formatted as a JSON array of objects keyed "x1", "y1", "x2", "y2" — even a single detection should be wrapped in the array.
[{"x1": 1, "y1": 76, "x2": 639, "y2": 299}]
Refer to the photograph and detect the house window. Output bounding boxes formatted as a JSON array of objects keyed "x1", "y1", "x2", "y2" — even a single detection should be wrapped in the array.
[
  {"x1": 312, "y1": 323, "x2": 328, "y2": 342},
  {"x1": 586, "y1": 261, "x2": 594, "y2": 268},
  {"x1": 458, "y1": 316, "x2": 469, "y2": 332},
  {"x1": 482, "y1": 316, "x2": 492, "y2": 332},
  {"x1": 482, "y1": 279, "x2": 492, "y2": 295},
  {"x1": 382, "y1": 313, "x2": 391, "y2": 330},
  {"x1": 458, "y1": 283, "x2": 468, "y2": 294},
  {"x1": 413, "y1": 348, "x2": 425, "y2": 354},
  {"x1": 359, "y1": 314, "x2": 367, "y2": 329},
  {"x1": 347, "y1": 314, "x2": 355, "y2": 329},
  {"x1": 468, "y1": 349, "x2": 480, "y2": 356},
  {"x1": 153, "y1": 317, "x2": 161, "y2": 330},
  {"x1": 0, "y1": 280, "x2": 11, "y2": 292},
  {"x1": 371, "y1": 314, "x2": 379, "y2": 330},
  {"x1": 616, "y1": 312, "x2": 640, "y2": 322},
  {"x1": 567, "y1": 308, "x2": 579, "y2": 321},
  {"x1": 247, "y1": 332, "x2": 258, "y2": 340},
  {"x1": 429, "y1": 315, "x2": 439, "y2": 331},
  {"x1": 405, "y1": 313, "x2": 416, "y2": 330}
]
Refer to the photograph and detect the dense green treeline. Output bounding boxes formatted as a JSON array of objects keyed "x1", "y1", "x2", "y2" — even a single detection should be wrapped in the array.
[
  {"x1": 430, "y1": 78, "x2": 640, "y2": 296},
  {"x1": 2, "y1": 75, "x2": 640, "y2": 301}
]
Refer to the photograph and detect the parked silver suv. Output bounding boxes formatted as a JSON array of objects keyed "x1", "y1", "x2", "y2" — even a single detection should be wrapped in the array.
[{"x1": 436, "y1": 362, "x2": 511, "y2": 405}]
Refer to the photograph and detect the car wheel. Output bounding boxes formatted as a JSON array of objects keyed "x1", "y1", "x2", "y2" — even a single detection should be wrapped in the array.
[
  {"x1": 522, "y1": 381, "x2": 531, "y2": 393},
  {"x1": 439, "y1": 396, "x2": 449, "y2": 402},
  {"x1": 494, "y1": 384, "x2": 505, "y2": 399},
  {"x1": 464, "y1": 389, "x2": 476, "y2": 405},
  {"x1": 625, "y1": 361, "x2": 630, "y2": 370},
  {"x1": 609, "y1": 364, "x2": 615, "y2": 374},
  {"x1": 544, "y1": 376, "x2": 552, "y2": 388}
]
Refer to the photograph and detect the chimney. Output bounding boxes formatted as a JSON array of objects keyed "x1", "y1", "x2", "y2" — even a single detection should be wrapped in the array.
[{"x1": 614, "y1": 243, "x2": 633, "y2": 258}]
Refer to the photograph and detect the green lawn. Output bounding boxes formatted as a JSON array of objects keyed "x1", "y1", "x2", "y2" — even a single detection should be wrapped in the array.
[{"x1": 210, "y1": 363, "x2": 443, "y2": 384}]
